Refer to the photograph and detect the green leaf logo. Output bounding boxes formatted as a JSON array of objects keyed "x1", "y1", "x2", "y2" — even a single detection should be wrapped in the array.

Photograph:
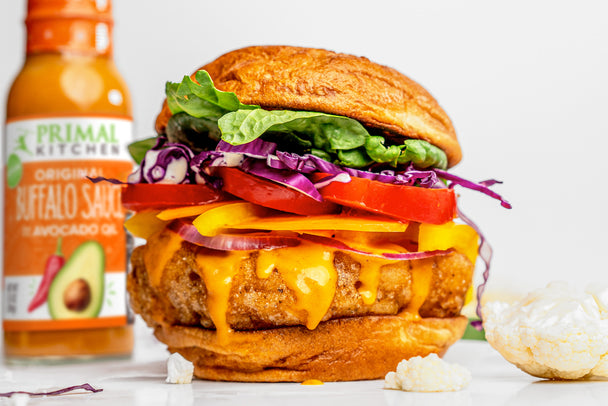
[{"x1": 7, "y1": 153, "x2": 23, "y2": 189}]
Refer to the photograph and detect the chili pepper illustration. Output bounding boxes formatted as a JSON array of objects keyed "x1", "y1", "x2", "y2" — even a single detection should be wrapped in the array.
[{"x1": 27, "y1": 238, "x2": 65, "y2": 312}]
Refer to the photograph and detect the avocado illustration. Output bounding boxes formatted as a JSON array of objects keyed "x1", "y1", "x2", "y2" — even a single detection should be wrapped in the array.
[{"x1": 47, "y1": 240, "x2": 105, "y2": 319}]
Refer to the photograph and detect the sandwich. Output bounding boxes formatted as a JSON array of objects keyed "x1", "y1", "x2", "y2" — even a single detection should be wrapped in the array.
[{"x1": 121, "y1": 45, "x2": 509, "y2": 382}]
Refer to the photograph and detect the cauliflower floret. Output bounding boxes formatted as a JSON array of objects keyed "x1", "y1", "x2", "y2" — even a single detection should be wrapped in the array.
[
  {"x1": 166, "y1": 352, "x2": 194, "y2": 384},
  {"x1": 384, "y1": 353, "x2": 471, "y2": 392},
  {"x1": 482, "y1": 281, "x2": 608, "y2": 380}
]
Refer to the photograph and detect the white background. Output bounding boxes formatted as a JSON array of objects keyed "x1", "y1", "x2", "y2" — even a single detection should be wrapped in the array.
[{"x1": 2, "y1": 0, "x2": 608, "y2": 299}]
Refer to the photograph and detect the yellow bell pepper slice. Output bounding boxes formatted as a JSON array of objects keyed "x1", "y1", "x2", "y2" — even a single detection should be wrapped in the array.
[
  {"x1": 418, "y1": 222, "x2": 479, "y2": 265},
  {"x1": 157, "y1": 201, "x2": 237, "y2": 221},
  {"x1": 192, "y1": 201, "x2": 270, "y2": 236},
  {"x1": 124, "y1": 210, "x2": 167, "y2": 239},
  {"x1": 229, "y1": 215, "x2": 408, "y2": 233}
]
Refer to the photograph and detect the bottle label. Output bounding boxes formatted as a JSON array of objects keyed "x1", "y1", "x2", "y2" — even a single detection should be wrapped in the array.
[{"x1": 3, "y1": 116, "x2": 133, "y2": 331}]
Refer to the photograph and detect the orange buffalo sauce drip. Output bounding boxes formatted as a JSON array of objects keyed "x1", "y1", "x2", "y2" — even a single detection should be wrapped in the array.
[
  {"x1": 143, "y1": 230, "x2": 183, "y2": 288},
  {"x1": 3, "y1": 0, "x2": 133, "y2": 360},
  {"x1": 257, "y1": 242, "x2": 337, "y2": 330},
  {"x1": 195, "y1": 251, "x2": 251, "y2": 345},
  {"x1": 346, "y1": 240, "x2": 407, "y2": 306},
  {"x1": 301, "y1": 379, "x2": 324, "y2": 385},
  {"x1": 404, "y1": 258, "x2": 435, "y2": 318},
  {"x1": 356, "y1": 256, "x2": 383, "y2": 305}
]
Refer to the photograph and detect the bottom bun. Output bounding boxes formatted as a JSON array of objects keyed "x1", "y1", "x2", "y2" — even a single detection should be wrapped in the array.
[{"x1": 153, "y1": 314, "x2": 468, "y2": 382}]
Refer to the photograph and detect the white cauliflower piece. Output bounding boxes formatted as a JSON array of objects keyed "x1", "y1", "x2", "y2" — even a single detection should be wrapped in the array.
[
  {"x1": 384, "y1": 353, "x2": 471, "y2": 392},
  {"x1": 166, "y1": 352, "x2": 194, "y2": 384},
  {"x1": 483, "y1": 281, "x2": 608, "y2": 380}
]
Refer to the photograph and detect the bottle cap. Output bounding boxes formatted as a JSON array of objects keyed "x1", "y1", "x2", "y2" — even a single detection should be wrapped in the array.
[
  {"x1": 27, "y1": 0, "x2": 112, "y2": 22},
  {"x1": 25, "y1": 0, "x2": 114, "y2": 55}
]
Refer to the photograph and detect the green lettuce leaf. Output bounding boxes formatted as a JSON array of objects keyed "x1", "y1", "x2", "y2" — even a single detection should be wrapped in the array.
[
  {"x1": 166, "y1": 113, "x2": 221, "y2": 153},
  {"x1": 128, "y1": 137, "x2": 157, "y2": 164},
  {"x1": 365, "y1": 136, "x2": 403, "y2": 166},
  {"x1": 218, "y1": 109, "x2": 368, "y2": 150},
  {"x1": 399, "y1": 139, "x2": 448, "y2": 169},
  {"x1": 336, "y1": 148, "x2": 373, "y2": 168},
  {"x1": 219, "y1": 108, "x2": 447, "y2": 169},
  {"x1": 165, "y1": 70, "x2": 257, "y2": 120}
]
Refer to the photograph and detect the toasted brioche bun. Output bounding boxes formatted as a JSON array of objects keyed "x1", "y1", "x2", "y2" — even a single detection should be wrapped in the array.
[
  {"x1": 154, "y1": 314, "x2": 467, "y2": 382},
  {"x1": 155, "y1": 45, "x2": 462, "y2": 167}
]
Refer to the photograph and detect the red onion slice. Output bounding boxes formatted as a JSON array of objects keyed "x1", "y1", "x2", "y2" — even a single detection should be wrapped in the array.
[
  {"x1": 171, "y1": 219, "x2": 452, "y2": 259},
  {"x1": 299, "y1": 233, "x2": 452, "y2": 260},
  {"x1": 169, "y1": 220, "x2": 301, "y2": 251}
]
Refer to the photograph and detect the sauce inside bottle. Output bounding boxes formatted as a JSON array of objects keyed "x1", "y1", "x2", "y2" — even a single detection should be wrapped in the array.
[{"x1": 3, "y1": 0, "x2": 134, "y2": 362}]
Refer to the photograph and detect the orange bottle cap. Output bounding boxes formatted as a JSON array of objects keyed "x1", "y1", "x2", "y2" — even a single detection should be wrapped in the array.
[
  {"x1": 27, "y1": 0, "x2": 112, "y2": 22},
  {"x1": 25, "y1": 0, "x2": 114, "y2": 55}
]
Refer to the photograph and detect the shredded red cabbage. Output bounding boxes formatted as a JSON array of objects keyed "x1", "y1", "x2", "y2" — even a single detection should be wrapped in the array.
[
  {"x1": 456, "y1": 208, "x2": 493, "y2": 330},
  {"x1": 434, "y1": 168, "x2": 511, "y2": 209},
  {"x1": 188, "y1": 150, "x2": 225, "y2": 187},
  {"x1": 0, "y1": 383, "x2": 102, "y2": 398},
  {"x1": 270, "y1": 151, "x2": 439, "y2": 187},
  {"x1": 216, "y1": 139, "x2": 277, "y2": 158},
  {"x1": 126, "y1": 137, "x2": 510, "y2": 214},
  {"x1": 181, "y1": 138, "x2": 440, "y2": 188},
  {"x1": 87, "y1": 176, "x2": 124, "y2": 184},
  {"x1": 239, "y1": 159, "x2": 324, "y2": 201},
  {"x1": 128, "y1": 136, "x2": 194, "y2": 184}
]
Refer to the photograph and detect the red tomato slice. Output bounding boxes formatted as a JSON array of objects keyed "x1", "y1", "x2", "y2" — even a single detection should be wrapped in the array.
[
  {"x1": 121, "y1": 183, "x2": 225, "y2": 211},
  {"x1": 311, "y1": 173, "x2": 456, "y2": 224},
  {"x1": 214, "y1": 167, "x2": 340, "y2": 215}
]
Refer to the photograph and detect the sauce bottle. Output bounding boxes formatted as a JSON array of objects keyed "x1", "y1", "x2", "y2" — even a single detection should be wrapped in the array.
[{"x1": 3, "y1": 0, "x2": 133, "y2": 361}]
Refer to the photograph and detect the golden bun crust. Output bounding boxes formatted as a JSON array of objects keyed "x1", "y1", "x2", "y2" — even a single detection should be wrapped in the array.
[
  {"x1": 155, "y1": 45, "x2": 462, "y2": 167},
  {"x1": 154, "y1": 314, "x2": 467, "y2": 382}
]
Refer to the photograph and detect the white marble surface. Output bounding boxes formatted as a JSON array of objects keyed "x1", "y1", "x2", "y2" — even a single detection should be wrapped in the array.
[{"x1": 0, "y1": 321, "x2": 606, "y2": 405}]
